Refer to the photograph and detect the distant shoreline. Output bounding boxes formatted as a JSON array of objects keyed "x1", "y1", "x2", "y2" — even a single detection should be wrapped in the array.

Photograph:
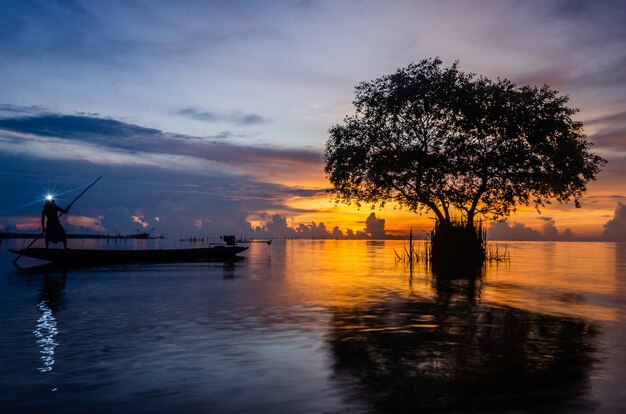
[
  {"x1": 0, "y1": 232, "x2": 162, "y2": 240},
  {"x1": 0, "y1": 232, "x2": 615, "y2": 242}
]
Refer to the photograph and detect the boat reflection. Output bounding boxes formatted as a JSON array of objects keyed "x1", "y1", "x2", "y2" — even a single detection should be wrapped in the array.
[{"x1": 328, "y1": 270, "x2": 599, "y2": 413}]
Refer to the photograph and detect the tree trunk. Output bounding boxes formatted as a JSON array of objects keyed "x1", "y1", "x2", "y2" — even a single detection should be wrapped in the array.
[
  {"x1": 430, "y1": 218, "x2": 485, "y2": 277},
  {"x1": 466, "y1": 211, "x2": 475, "y2": 231}
]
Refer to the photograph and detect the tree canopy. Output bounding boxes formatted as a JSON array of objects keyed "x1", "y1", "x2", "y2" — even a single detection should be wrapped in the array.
[{"x1": 324, "y1": 58, "x2": 606, "y2": 228}]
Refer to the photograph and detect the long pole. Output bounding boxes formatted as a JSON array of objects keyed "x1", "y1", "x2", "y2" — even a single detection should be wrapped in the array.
[
  {"x1": 13, "y1": 176, "x2": 102, "y2": 264},
  {"x1": 64, "y1": 176, "x2": 103, "y2": 211}
]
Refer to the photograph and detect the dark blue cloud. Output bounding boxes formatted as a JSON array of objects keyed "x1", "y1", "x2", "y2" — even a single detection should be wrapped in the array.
[
  {"x1": 0, "y1": 112, "x2": 321, "y2": 166},
  {"x1": 177, "y1": 107, "x2": 271, "y2": 126},
  {"x1": 0, "y1": 113, "x2": 159, "y2": 139}
]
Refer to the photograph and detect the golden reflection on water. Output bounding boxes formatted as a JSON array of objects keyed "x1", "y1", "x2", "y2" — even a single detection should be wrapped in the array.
[
  {"x1": 483, "y1": 242, "x2": 618, "y2": 322},
  {"x1": 266, "y1": 240, "x2": 435, "y2": 308},
  {"x1": 248, "y1": 240, "x2": 622, "y2": 323}
]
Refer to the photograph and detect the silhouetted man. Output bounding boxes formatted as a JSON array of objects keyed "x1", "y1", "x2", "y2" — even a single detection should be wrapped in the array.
[{"x1": 41, "y1": 198, "x2": 70, "y2": 249}]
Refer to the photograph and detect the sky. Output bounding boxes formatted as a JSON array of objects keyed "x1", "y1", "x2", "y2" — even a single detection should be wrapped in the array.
[{"x1": 1, "y1": 0, "x2": 626, "y2": 240}]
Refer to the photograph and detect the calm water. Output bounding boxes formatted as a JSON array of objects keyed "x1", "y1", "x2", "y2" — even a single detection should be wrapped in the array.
[{"x1": 1, "y1": 239, "x2": 625, "y2": 413}]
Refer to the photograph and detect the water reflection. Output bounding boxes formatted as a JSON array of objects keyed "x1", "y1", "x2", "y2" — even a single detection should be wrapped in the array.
[
  {"x1": 432, "y1": 265, "x2": 484, "y2": 306},
  {"x1": 34, "y1": 301, "x2": 58, "y2": 372},
  {"x1": 1, "y1": 239, "x2": 620, "y2": 413},
  {"x1": 614, "y1": 243, "x2": 626, "y2": 321},
  {"x1": 328, "y1": 271, "x2": 599, "y2": 413},
  {"x1": 482, "y1": 242, "x2": 616, "y2": 321},
  {"x1": 590, "y1": 243, "x2": 626, "y2": 412},
  {"x1": 34, "y1": 269, "x2": 66, "y2": 373},
  {"x1": 221, "y1": 257, "x2": 246, "y2": 279}
]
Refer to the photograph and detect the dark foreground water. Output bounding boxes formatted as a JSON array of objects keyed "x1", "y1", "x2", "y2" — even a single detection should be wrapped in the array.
[{"x1": 1, "y1": 239, "x2": 625, "y2": 413}]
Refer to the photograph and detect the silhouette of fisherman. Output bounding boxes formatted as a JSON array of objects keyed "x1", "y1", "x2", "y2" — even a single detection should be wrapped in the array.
[{"x1": 41, "y1": 197, "x2": 70, "y2": 249}]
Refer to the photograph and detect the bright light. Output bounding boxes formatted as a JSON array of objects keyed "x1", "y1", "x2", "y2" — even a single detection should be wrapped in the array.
[{"x1": 45, "y1": 194, "x2": 54, "y2": 201}]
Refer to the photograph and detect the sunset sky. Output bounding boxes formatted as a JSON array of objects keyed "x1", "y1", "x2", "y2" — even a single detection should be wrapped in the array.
[{"x1": 1, "y1": 0, "x2": 626, "y2": 240}]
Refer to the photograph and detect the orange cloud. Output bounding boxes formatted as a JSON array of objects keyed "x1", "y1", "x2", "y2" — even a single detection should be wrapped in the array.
[
  {"x1": 132, "y1": 217, "x2": 148, "y2": 228},
  {"x1": 66, "y1": 215, "x2": 106, "y2": 232},
  {"x1": 0, "y1": 215, "x2": 40, "y2": 231},
  {"x1": 15, "y1": 217, "x2": 40, "y2": 231}
]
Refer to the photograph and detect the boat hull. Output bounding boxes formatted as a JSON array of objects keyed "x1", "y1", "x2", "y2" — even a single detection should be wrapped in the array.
[{"x1": 9, "y1": 246, "x2": 248, "y2": 265}]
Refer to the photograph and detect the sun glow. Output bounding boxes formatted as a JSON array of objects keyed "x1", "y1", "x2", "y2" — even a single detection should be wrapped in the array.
[
  {"x1": 277, "y1": 190, "x2": 614, "y2": 239},
  {"x1": 280, "y1": 194, "x2": 434, "y2": 236}
]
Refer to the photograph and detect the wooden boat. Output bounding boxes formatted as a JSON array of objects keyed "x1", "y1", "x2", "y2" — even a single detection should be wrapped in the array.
[{"x1": 9, "y1": 245, "x2": 248, "y2": 265}]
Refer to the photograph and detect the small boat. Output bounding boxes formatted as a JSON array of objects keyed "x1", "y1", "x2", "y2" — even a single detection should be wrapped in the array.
[{"x1": 9, "y1": 245, "x2": 248, "y2": 265}]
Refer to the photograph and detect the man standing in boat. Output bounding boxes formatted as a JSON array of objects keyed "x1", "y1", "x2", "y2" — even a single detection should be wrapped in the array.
[{"x1": 41, "y1": 196, "x2": 70, "y2": 249}]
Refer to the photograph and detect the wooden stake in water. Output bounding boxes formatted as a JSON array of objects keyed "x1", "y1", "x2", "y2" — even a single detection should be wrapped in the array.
[{"x1": 409, "y1": 227, "x2": 413, "y2": 266}]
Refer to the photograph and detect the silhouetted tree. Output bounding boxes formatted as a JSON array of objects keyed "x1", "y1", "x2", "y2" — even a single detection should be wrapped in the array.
[{"x1": 325, "y1": 58, "x2": 606, "y2": 232}]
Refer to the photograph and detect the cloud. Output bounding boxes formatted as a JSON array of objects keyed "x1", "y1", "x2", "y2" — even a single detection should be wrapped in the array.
[
  {"x1": 512, "y1": 66, "x2": 572, "y2": 91},
  {"x1": 0, "y1": 113, "x2": 322, "y2": 182},
  {"x1": 488, "y1": 218, "x2": 574, "y2": 241},
  {"x1": 488, "y1": 220, "x2": 542, "y2": 241},
  {"x1": 331, "y1": 225, "x2": 344, "y2": 238},
  {"x1": 177, "y1": 107, "x2": 271, "y2": 126},
  {"x1": 0, "y1": 104, "x2": 47, "y2": 117},
  {"x1": 251, "y1": 213, "x2": 333, "y2": 238},
  {"x1": 572, "y1": 54, "x2": 626, "y2": 90},
  {"x1": 602, "y1": 202, "x2": 626, "y2": 241},
  {"x1": 294, "y1": 221, "x2": 332, "y2": 238},
  {"x1": 540, "y1": 218, "x2": 560, "y2": 240},
  {"x1": 131, "y1": 212, "x2": 149, "y2": 229},
  {"x1": 251, "y1": 212, "x2": 387, "y2": 239},
  {"x1": 0, "y1": 114, "x2": 162, "y2": 150},
  {"x1": 364, "y1": 212, "x2": 385, "y2": 239},
  {"x1": 585, "y1": 108, "x2": 626, "y2": 156},
  {"x1": 0, "y1": 215, "x2": 40, "y2": 231},
  {"x1": 259, "y1": 214, "x2": 293, "y2": 238},
  {"x1": 590, "y1": 129, "x2": 626, "y2": 149},
  {"x1": 584, "y1": 110, "x2": 626, "y2": 126},
  {"x1": 66, "y1": 215, "x2": 106, "y2": 232}
]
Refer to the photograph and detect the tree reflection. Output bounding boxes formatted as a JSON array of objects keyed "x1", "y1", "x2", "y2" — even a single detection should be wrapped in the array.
[{"x1": 328, "y1": 271, "x2": 599, "y2": 412}]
